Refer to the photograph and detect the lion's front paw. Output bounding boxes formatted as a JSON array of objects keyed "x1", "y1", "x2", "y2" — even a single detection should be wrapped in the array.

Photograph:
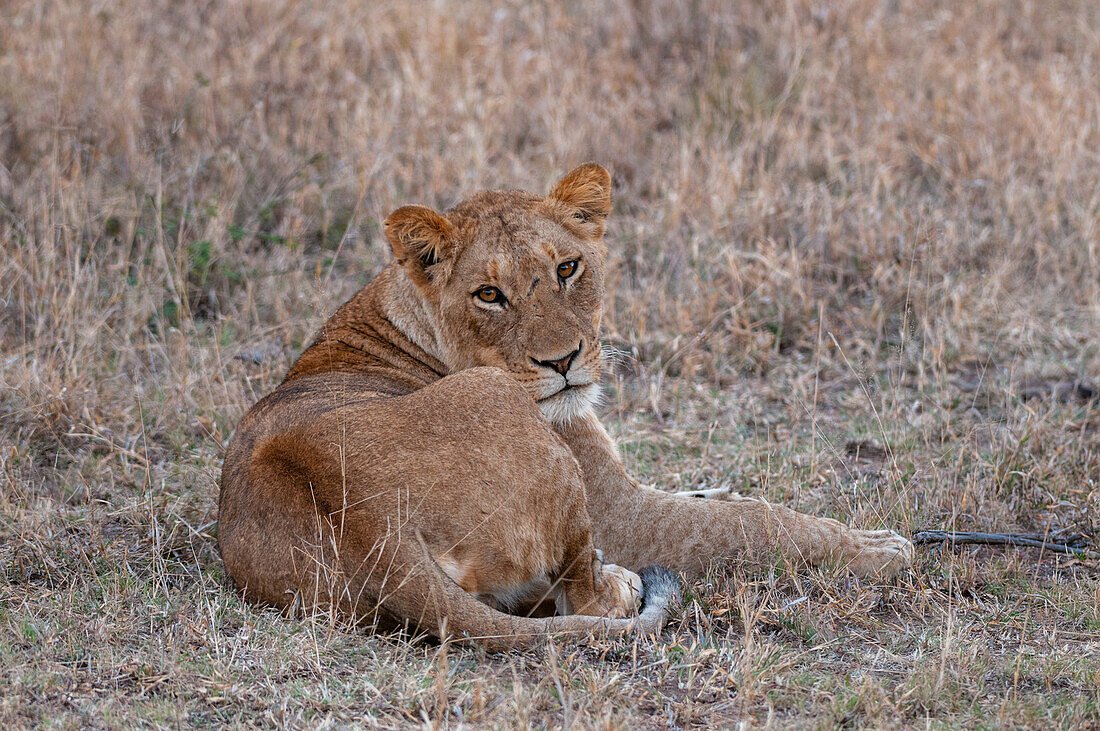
[{"x1": 843, "y1": 529, "x2": 914, "y2": 578}]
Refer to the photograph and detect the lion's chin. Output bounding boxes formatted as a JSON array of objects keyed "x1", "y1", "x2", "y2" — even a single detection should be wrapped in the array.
[{"x1": 537, "y1": 383, "x2": 601, "y2": 424}]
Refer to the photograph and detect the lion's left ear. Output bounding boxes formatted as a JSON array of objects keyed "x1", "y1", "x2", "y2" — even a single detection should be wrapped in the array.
[{"x1": 549, "y1": 163, "x2": 612, "y2": 237}]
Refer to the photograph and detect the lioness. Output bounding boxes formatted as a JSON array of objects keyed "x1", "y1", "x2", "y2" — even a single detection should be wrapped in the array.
[{"x1": 218, "y1": 164, "x2": 913, "y2": 650}]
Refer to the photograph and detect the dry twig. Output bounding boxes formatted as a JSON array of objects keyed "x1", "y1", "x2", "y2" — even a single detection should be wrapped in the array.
[{"x1": 913, "y1": 530, "x2": 1097, "y2": 558}]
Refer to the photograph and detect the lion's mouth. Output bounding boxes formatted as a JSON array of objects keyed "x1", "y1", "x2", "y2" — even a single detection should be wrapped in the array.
[
  {"x1": 538, "y1": 381, "x2": 592, "y2": 401},
  {"x1": 534, "y1": 380, "x2": 601, "y2": 422}
]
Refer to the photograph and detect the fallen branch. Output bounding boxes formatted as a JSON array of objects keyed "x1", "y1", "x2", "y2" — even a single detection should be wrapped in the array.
[{"x1": 912, "y1": 530, "x2": 1097, "y2": 558}]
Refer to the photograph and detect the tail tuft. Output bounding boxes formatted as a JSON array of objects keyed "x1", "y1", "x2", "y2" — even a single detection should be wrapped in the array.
[{"x1": 637, "y1": 565, "x2": 680, "y2": 617}]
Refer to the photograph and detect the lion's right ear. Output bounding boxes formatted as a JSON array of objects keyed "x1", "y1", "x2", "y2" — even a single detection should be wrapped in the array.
[{"x1": 384, "y1": 205, "x2": 454, "y2": 287}]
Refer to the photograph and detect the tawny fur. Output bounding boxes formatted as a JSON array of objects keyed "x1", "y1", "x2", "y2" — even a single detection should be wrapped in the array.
[{"x1": 217, "y1": 163, "x2": 912, "y2": 650}]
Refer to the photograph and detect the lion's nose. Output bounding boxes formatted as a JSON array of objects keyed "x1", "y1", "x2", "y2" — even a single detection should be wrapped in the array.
[{"x1": 532, "y1": 342, "x2": 582, "y2": 376}]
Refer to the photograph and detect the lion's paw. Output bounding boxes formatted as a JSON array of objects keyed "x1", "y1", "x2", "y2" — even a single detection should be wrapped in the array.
[
  {"x1": 598, "y1": 563, "x2": 643, "y2": 618},
  {"x1": 843, "y1": 529, "x2": 914, "y2": 578}
]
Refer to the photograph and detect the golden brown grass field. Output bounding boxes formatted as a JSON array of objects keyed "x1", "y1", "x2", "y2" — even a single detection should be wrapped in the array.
[{"x1": 2, "y1": 0, "x2": 1100, "y2": 727}]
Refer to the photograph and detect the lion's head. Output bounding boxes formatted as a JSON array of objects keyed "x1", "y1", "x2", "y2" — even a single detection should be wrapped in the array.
[{"x1": 383, "y1": 163, "x2": 613, "y2": 422}]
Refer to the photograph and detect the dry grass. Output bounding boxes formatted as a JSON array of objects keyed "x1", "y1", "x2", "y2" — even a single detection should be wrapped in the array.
[{"x1": 2, "y1": 0, "x2": 1099, "y2": 727}]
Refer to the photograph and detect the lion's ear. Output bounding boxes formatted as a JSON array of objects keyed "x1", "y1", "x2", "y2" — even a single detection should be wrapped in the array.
[
  {"x1": 384, "y1": 205, "x2": 454, "y2": 287},
  {"x1": 549, "y1": 163, "x2": 612, "y2": 235}
]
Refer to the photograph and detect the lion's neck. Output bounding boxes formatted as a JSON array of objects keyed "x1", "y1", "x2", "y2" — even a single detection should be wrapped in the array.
[
  {"x1": 377, "y1": 270, "x2": 450, "y2": 369},
  {"x1": 282, "y1": 264, "x2": 450, "y2": 391}
]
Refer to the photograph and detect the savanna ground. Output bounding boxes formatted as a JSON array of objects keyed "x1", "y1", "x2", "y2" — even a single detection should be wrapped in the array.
[{"x1": 2, "y1": 0, "x2": 1099, "y2": 727}]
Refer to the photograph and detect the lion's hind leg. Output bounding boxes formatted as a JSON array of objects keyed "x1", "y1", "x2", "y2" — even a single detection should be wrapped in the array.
[{"x1": 366, "y1": 529, "x2": 677, "y2": 651}]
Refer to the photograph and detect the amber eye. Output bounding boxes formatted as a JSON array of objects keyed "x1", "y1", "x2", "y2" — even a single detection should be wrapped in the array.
[
  {"x1": 557, "y1": 260, "x2": 579, "y2": 280},
  {"x1": 475, "y1": 286, "x2": 504, "y2": 304}
]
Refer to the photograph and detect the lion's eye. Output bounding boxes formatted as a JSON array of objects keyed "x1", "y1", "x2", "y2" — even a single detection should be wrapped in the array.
[
  {"x1": 557, "y1": 260, "x2": 579, "y2": 280},
  {"x1": 475, "y1": 286, "x2": 504, "y2": 304}
]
